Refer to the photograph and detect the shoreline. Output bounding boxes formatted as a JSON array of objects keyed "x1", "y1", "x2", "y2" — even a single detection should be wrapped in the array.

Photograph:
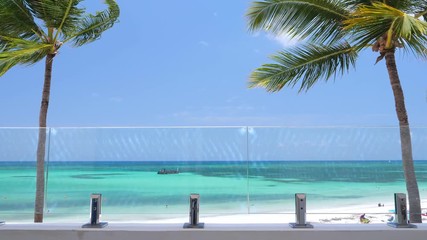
[{"x1": 14, "y1": 200, "x2": 419, "y2": 225}]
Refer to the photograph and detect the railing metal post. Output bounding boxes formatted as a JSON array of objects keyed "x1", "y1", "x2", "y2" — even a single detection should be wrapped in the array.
[
  {"x1": 82, "y1": 193, "x2": 108, "y2": 228},
  {"x1": 289, "y1": 193, "x2": 313, "y2": 228},
  {"x1": 387, "y1": 193, "x2": 416, "y2": 228},
  {"x1": 183, "y1": 193, "x2": 204, "y2": 228}
]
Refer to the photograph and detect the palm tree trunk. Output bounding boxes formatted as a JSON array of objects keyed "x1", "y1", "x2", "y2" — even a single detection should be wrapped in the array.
[
  {"x1": 384, "y1": 50, "x2": 422, "y2": 223},
  {"x1": 34, "y1": 54, "x2": 54, "y2": 223}
]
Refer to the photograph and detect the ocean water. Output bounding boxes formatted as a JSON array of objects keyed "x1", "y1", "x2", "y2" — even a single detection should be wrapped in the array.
[{"x1": 1, "y1": 160, "x2": 427, "y2": 222}]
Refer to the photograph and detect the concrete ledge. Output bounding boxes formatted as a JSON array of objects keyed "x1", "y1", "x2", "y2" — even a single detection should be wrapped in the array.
[{"x1": 1, "y1": 223, "x2": 427, "y2": 240}]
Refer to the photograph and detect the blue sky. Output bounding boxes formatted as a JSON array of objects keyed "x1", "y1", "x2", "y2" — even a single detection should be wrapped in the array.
[{"x1": 0, "y1": 0, "x2": 426, "y2": 127}]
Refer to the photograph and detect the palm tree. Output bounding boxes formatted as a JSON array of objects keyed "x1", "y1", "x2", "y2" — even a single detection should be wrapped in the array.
[
  {"x1": 247, "y1": 0, "x2": 427, "y2": 223},
  {"x1": 0, "y1": 0, "x2": 119, "y2": 222}
]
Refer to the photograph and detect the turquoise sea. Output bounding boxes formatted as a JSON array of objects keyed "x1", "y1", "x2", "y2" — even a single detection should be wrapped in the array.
[{"x1": 1, "y1": 160, "x2": 427, "y2": 222}]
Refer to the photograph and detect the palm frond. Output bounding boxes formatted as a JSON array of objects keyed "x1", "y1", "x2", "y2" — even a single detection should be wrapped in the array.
[
  {"x1": 416, "y1": 0, "x2": 427, "y2": 21},
  {"x1": 247, "y1": 0, "x2": 350, "y2": 44},
  {"x1": 66, "y1": 0, "x2": 119, "y2": 46},
  {"x1": 24, "y1": 0, "x2": 84, "y2": 36},
  {"x1": 0, "y1": 41, "x2": 51, "y2": 76},
  {"x1": 394, "y1": 13, "x2": 427, "y2": 38},
  {"x1": 0, "y1": 0, "x2": 45, "y2": 41},
  {"x1": 249, "y1": 42, "x2": 358, "y2": 92},
  {"x1": 343, "y1": 0, "x2": 372, "y2": 5},
  {"x1": 1, "y1": 35, "x2": 42, "y2": 45},
  {"x1": 405, "y1": 0, "x2": 427, "y2": 17},
  {"x1": 53, "y1": 0, "x2": 79, "y2": 42},
  {"x1": 0, "y1": 36, "x2": 52, "y2": 58},
  {"x1": 344, "y1": 2, "x2": 427, "y2": 54},
  {"x1": 347, "y1": 0, "x2": 415, "y2": 11},
  {"x1": 378, "y1": 0, "x2": 415, "y2": 11},
  {"x1": 344, "y1": 2, "x2": 401, "y2": 40},
  {"x1": 399, "y1": 34, "x2": 427, "y2": 58}
]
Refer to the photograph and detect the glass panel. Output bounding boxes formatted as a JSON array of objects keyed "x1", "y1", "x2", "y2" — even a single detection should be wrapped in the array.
[
  {"x1": 1, "y1": 126, "x2": 425, "y2": 224},
  {"x1": 248, "y1": 127, "x2": 427, "y2": 224},
  {"x1": 0, "y1": 128, "x2": 41, "y2": 222},
  {"x1": 45, "y1": 127, "x2": 248, "y2": 222},
  {"x1": 412, "y1": 127, "x2": 427, "y2": 220}
]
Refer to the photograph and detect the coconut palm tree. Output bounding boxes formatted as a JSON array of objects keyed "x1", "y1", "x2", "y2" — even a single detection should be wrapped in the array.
[
  {"x1": 0, "y1": 0, "x2": 119, "y2": 222},
  {"x1": 247, "y1": 0, "x2": 427, "y2": 223}
]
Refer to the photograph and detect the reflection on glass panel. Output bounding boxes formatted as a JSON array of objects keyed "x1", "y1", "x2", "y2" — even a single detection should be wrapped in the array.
[
  {"x1": 411, "y1": 127, "x2": 427, "y2": 217},
  {"x1": 248, "y1": 127, "x2": 427, "y2": 223},
  {"x1": 0, "y1": 128, "x2": 40, "y2": 221},
  {"x1": 1, "y1": 127, "x2": 426, "y2": 223},
  {"x1": 45, "y1": 127, "x2": 248, "y2": 222}
]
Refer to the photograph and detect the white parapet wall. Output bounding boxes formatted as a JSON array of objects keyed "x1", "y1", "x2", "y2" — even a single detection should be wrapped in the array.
[{"x1": 1, "y1": 223, "x2": 427, "y2": 240}]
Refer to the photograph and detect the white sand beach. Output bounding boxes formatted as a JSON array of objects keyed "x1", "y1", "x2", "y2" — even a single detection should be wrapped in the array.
[
  {"x1": 7, "y1": 198, "x2": 423, "y2": 225},
  {"x1": 139, "y1": 199, "x2": 427, "y2": 225},
  {"x1": 5, "y1": 201, "x2": 425, "y2": 226}
]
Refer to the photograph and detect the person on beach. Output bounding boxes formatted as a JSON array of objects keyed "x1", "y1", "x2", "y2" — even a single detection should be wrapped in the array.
[{"x1": 359, "y1": 214, "x2": 370, "y2": 224}]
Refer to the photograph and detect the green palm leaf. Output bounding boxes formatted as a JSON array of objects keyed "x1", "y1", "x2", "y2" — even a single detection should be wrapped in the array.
[
  {"x1": 0, "y1": 0, "x2": 120, "y2": 74},
  {"x1": 346, "y1": 0, "x2": 416, "y2": 11},
  {"x1": 408, "y1": 0, "x2": 427, "y2": 18},
  {"x1": 247, "y1": 0, "x2": 350, "y2": 44},
  {"x1": 399, "y1": 34, "x2": 427, "y2": 58},
  {"x1": 0, "y1": 39, "x2": 51, "y2": 76},
  {"x1": 249, "y1": 42, "x2": 358, "y2": 92},
  {"x1": 344, "y1": 2, "x2": 427, "y2": 56},
  {"x1": 24, "y1": 0, "x2": 84, "y2": 36},
  {"x1": 247, "y1": 0, "x2": 426, "y2": 224},
  {"x1": 0, "y1": 0, "x2": 120, "y2": 224},
  {"x1": 67, "y1": 0, "x2": 119, "y2": 46},
  {"x1": 0, "y1": 0, "x2": 45, "y2": 40}
]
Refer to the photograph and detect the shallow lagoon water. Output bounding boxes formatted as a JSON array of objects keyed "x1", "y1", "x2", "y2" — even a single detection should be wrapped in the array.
[{"x1": 1, "y1": 160, "x2": 427, "y2": 222}]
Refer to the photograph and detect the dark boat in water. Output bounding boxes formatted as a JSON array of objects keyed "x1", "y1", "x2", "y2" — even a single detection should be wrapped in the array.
[{"x1": 157, "y1": 168, "x2": 179, "y2": 174}]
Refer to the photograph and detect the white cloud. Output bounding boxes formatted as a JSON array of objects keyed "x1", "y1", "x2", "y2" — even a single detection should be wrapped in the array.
[
  {"x1": 198, "y1": 41, "x2": 209, "y2": 47},
  {"x1": 267, "y1": 33, "x2": 298, "y2": 47}
]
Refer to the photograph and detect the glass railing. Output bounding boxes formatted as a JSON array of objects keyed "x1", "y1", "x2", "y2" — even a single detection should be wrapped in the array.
[
  {"x1": 0, "y1": 127, "x2": 426, "y2": 224},
  {"x1": 0, "y1": 128, "x2": 39, "y2": 221}
]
